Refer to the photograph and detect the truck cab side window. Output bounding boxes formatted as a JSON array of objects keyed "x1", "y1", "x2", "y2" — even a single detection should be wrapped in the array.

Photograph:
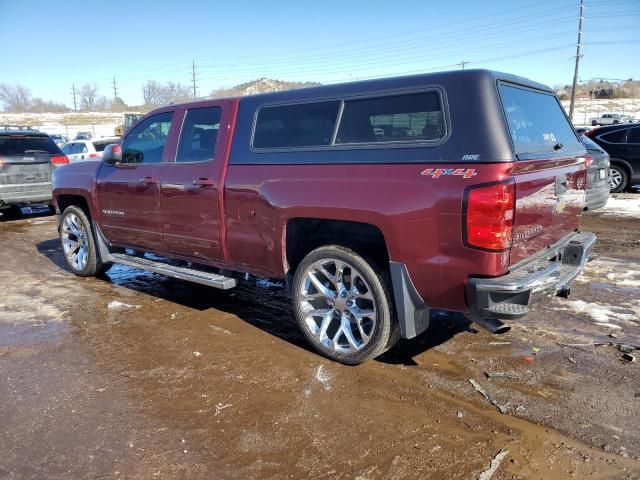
[
  {"x1": 176, "y1": 107, "x2": 222, "y2": 163},
  {"x1": 121, "y1": 112, "x2": 174, "y2": 164}
]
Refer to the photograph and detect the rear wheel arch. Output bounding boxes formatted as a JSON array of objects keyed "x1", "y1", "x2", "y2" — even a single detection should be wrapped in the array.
[{"x1": 284, "y1": 218, "x2": 391, "y2": 276}]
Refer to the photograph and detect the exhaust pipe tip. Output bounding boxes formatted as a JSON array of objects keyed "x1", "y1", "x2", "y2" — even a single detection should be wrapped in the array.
[{"x1": 474, "y1": 317, "x2": 511, "y2": 335}]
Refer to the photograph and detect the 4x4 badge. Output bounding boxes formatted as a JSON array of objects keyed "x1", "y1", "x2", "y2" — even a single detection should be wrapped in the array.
[{"x1": 421, "y1": 168, "x2": 478, "y2": 179}]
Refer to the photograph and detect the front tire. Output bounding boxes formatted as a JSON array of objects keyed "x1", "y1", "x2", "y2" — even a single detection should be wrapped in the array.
[
  {"x1": 608, "y1": 165, "x2": 629, "y2": 193},
  {"x1": 292, "y1": 245, "x2": 398, "y2": 365},
  {"x1": 59, "y1": 206, "x2": 111, "y2": 276}
]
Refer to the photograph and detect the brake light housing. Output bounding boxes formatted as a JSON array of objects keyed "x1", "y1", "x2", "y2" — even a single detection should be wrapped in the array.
[
  {"x1": 50, "y1": 155, "x2": 69, "y2": 165},
  {"x1": 463, "y1": 180, "x2": 515, "y2": 252},
  {"x1": 583, "y1": 155, "x2": 593, "y2": 168}
]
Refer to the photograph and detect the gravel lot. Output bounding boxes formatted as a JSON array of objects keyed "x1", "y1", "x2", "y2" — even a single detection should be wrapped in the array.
[{"x1": 1, "y1": 196, "x2": 639, "y2": 479}]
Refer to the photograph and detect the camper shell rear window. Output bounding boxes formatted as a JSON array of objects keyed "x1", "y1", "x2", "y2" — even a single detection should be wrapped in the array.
[{"x1": 499, "y1": 83, "x2": 582, "y2": 158}]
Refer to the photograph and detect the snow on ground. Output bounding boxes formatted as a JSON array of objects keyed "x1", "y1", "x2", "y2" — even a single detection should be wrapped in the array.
[
  {"x1": 563, "y1": 98, "x2": 640, "y2": 126},
  {"x1": 576, "y1": 257, "x2": 640, "y2": 289},
  {"x1": 552, "y1": 298, "x2": 640, "y2": 330},
  {"x1": 597, "y1": 196, "x2": 640, "y2": 218},
  {"x1": 556, "y1": 256, "x2": 640, "y2": 330},
  {"x1": 0, "y1": 112, "x2": 126, "y2": 140}
]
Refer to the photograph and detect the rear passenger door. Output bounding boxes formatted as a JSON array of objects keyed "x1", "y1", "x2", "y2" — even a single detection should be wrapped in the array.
[{"x1": 159, "y1": 101, "x2": 232, "y2": 261}]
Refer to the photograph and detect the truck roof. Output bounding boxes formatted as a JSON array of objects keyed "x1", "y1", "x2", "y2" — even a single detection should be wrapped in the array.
[{"x1": 171, "y1": 69, "x2": 551, "y2": 108}]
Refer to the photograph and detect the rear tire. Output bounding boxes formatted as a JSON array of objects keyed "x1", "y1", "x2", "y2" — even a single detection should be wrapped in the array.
[
  {"x1": 292, "y1": 245, "x2": 398, "y2": 365},
  {"x1": 59, "y1": 206, "x2": 111, "y2": 276},
  {"x1": 609, "y1": 165, "x2": 629, "y2": 193}
]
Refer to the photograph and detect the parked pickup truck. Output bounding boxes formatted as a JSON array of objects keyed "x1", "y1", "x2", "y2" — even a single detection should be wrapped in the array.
[
  {"x1": 52, "y1": 70, "x2": 595, "y2": 364},
  {"x1": 589, "y1": 113, "x2": 629, "y2": 126}
]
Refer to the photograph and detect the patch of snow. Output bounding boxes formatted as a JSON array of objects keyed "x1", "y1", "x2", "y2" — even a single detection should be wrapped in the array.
[
  {"x1": 597, "y1": 196, "x2": 640, "y2": 218},
  {"x1": 553, "y1": 298, "x2": 639, "y2": 328},
  {"x1": 315, "y1": 365, "x2": 332, "y2": 390},
  {"x1": 107, "y1": 300, "x2": 140, "y2": 309},
  {"x1": 575, "y1": 257, "x2": 640, "y2": 288}
]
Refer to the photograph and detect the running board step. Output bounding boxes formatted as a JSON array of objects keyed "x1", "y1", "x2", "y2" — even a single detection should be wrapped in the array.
[
  {"x1": 483, "y1": 303, "x2": 529, "y2": 319},
  {"x1": 108, "y1": 253, "x2": 237, "y2": 290}
]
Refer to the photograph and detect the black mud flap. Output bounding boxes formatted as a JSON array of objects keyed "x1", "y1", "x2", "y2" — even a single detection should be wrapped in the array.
[{"x1": 389, "y1": 262, "x2": 430, "y2": 339}]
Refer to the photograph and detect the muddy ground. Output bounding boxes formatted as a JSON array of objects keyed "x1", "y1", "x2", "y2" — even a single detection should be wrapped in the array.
[{"x1": 1, "y1": 196, "x2": 639, "y2": 479}]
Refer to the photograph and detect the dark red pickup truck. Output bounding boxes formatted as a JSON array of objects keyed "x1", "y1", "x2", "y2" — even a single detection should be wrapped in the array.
[{"x1": 52, "y1": 69, "x2": 595, "y2": 364}]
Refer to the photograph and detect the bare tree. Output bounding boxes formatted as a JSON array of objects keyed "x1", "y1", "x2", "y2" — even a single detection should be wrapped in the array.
[
  {"x1": 111, "y1": 97, "x2": 128, "y2": 112},
  {"x1": 161, "y1": 81, "x2": 191, "y2": 104},
  {"x1": 142, "y1": 80, "x2": 191, "y2": 107},
  {"x1": 29, "y1": 98, "x2": 69, "y2": 113},
  {"x1": 79, "y1": 83, "x2": 99, "y2": 110},
  {"x1": 142, "y1": 80, "x2": 163, "y2": 106},
  {"x1": 0, "y1": 84, "x2": 32, "y2": 112}
]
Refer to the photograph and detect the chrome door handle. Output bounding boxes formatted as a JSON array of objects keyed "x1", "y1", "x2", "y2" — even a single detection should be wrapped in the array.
[
  {"x1": 192, "y1": 178, "x2": 215, "y2": 187},
  {"x1": 140, "y1": 176, "x2": 158, "y2": 185}
]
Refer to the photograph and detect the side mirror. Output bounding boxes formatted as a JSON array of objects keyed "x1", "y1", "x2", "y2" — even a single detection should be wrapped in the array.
[{"x1": 102, "y1": 144, "x2": 122, "y2": 165}]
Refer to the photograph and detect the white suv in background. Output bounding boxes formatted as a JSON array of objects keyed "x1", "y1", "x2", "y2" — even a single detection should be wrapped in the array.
[{"x1": 61, "y1": 138, "x2": 119, "y2": 163}]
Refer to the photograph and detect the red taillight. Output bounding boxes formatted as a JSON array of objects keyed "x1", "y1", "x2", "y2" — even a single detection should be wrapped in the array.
[
  {"x1": 464, "y1": 181, "x2": 515, "y2": 251},
  {"x1": 584, "y1": 155, "x2": 593, "y2": 167},
  {"x1": 89, "y1": 153, "x2": 98, "y2": 158},
  {"x1": 585, "y1": 128, "x2": 600, "y2": 138},
  {"x1": 112, "y1": 144, "x2": 122, "y2": 154},
  {"x1": 50, "y1": 155, "x2": 69, "y2": 165},
  {"x1": 0, "y1": 157, "x2": 5, "y2": 169}
]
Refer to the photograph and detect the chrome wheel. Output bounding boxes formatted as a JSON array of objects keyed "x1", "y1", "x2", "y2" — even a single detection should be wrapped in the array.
[
  {"x1": 298, "y1": 258, "x2": 377, "y2": 353},
  {"x1": 61, "y1": 212, "x2": 89, "y2": 271},
  {"x1": 609, "y1": 168, "x2": 622, "y2": 190}
]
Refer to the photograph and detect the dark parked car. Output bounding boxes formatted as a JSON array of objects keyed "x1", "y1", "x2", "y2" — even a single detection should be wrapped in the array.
[
  {"x1": 585, "y1": 124, "x2": 640, "y2": 193},
  {"x1": 580, "y1": 135, "x2": 610, "y2": 210},
  {"x1": 52, "y1": 69, "x2": 595, "y2": 364},
  {"x1": 49, "y1": 134, "x2": 69, "y2": 148},
  {"x1": 0, "y1": 126, "x2": 68, "y2": 214},
  {"x1": 75, "y1": 131, "x2": 93, "y2": 140}
]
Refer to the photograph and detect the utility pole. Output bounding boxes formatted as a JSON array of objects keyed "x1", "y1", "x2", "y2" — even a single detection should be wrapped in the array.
[
  {"x1": 71, "y1": 84, "x2": 77, "y2": 112},
  {"x1": 569, "y1": 0, "x2": 584, "y2": 122},
  {"x1": 191, "y1": 60, "x2": 197, "y2": 98},
  {"x1": 112, "y1": 76, "x2": 119, "y2": 100},
  {"x1": 458, "y1": 61, "x2": 469, "y2": 70}
]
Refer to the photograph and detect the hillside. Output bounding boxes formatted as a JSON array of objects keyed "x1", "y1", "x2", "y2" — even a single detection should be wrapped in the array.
[{"x1": 209, "y1": 78, "x2": 321, "y2": 98}]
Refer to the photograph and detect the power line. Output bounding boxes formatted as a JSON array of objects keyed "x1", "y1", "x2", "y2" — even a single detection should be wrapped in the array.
[
  {"x1": 91, "y1": 1, "x2": 579, "y2": 85},
  {"x1": 202, "y1": 0, "x2": 577, "y2": 63},
  {"x1": 197, "y1": 10, "x2": 578, "y2": 72},
  {"x1": 191, "y1": 60, "x2": 198, "y2": 98},
  {"x1": 196, "y1": 30, "x2": 576, "y2": 81},
  {"x1": 71, "y1": 84, "x2": 77, "y2": 112},
  {"x1": 112, "y1": 76, "x2": 119, "y2": 100},
  {"x1": 569, "y1": 0, "x2": 584, "y2": 121}
]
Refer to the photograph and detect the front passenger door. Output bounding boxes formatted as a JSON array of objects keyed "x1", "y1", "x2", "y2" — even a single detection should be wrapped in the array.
[
  {"x1": 96, "y1": 111, "x2": 175, "y2": 252},
  {"x1": 160, "y1": 103, "x2": 229, "y2": 260}
]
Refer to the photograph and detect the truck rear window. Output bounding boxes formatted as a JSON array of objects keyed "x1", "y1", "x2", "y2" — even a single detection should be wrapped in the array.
[
  {"x1": 253, "y1": 101, "x2": 340, "y2": 149},
  {"x1": 0, "y1": 135, "x2": 61, "y2": 155},
  {"x1": 499, "y1": 84, "x2": 582, "y2": 157}
]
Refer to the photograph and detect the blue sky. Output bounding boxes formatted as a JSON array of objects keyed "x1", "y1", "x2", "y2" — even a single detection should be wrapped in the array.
[{"x1": 1, "y1": 0, "x2": 638, "y2": 107}]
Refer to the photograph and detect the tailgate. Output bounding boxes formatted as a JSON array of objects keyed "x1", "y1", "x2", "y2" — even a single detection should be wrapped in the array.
[
  {"x1": 498, "y1": 83, "x2": 587, "y2": 265},
  {"x1": 0, "y1": 155, "x2": 54, "y2": 186},
  {"x1": 0, "y1": 134, "x2": 58, "y2": 187}
]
